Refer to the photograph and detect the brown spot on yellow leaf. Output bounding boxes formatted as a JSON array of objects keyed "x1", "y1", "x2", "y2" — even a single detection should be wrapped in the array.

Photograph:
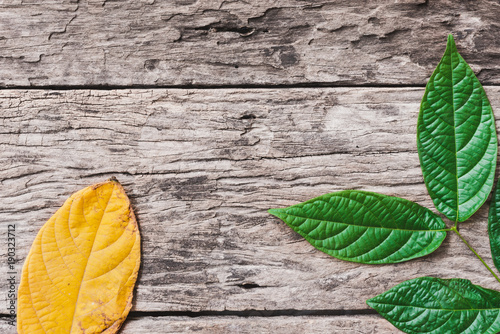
[{"x1": 18, "y1": 179, "x2": 141, "y2": 334}]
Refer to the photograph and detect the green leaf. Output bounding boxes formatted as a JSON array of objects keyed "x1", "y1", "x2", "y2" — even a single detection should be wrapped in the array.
[
  {"x1": 367, "y1": 277, "x2": 500, "y2": 334},
  {"x1": 489, "y1": 179, "x2": 500, "y2": 272},
  {"x1": 268, "y1": 190, "x2": 447, "y2": 264},
  {"x1": 417, "y1": 34, "x2": 497, "y2": 222}
]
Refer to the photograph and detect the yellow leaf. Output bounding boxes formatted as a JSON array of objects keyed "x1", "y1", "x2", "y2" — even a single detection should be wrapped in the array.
[{"x1": 18, "y1": 179, "x2": 141, "y2": 333}]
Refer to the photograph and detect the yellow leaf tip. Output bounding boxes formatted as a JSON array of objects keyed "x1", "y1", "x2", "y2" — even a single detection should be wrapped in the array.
[{"x1": 108, "y1": 176, "x2": 121, "y2": 184}]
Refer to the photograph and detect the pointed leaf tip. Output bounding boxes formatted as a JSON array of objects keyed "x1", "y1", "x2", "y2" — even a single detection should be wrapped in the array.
[
  {"x1": 268, "y1": 208, "x2": 283, "y2": 216},
  {"x1": 365, "y1": 299, "x2": 375, "y2": 308},
  {"x1": 447, "y1": 34, "x2": 456, "y2": 50},
  {"x1": 108, "y1": 176, "x2": 120, "y2": 184}
]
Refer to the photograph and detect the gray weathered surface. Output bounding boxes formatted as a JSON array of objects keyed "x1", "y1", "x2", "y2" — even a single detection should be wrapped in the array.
[
  {"x1": 1, "y1": 0, "x2": 500, "y2": 87},
  {"x1": 120, "y1": 315, "x2": 400, "y2": 333},
  {"x1": 0, "y1": 315, "x2": 401, "y2": 334},
  {"x1": 3, "y1": 1, "x2": 500, "y2": 332},
  {"x1": 1, "y1": 88, "x2": 499, "y2": 320},
  {"x1": 0, "y1": 320, "x2": 15, "y2": 333}
]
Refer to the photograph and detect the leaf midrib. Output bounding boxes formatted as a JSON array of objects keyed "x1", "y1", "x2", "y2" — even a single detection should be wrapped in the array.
[
  {"x1": 69, "y1": 184, "x2": 115, "y2": 332},
  {"x1": 448, "y1": 40, "x2": 459, "y2": 222},
  {"x1": 370, "y1": 300, "x2": 500, "y2": 313},
  {"x1": 280, "y1": 213, "x2": 449, "y2": 233}
]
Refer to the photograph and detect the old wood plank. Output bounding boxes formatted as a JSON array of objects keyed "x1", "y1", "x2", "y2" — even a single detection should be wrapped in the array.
[
  {"x1": 1, "y1": 88, "x2": 500, "y2": 314},
  {"x1": 0, "y1": 321, "x2": 15, "y2": 334},
  {"x1": 0, "y1": 315, "x2": 402, "y2": 334},
  {"x1": 1, "y1": 0, "x2": 500, "y2": 87},
  {"x1": 119, "y1": 315, "x2": 401, "y2": 334},
  {"x1": 0, "y1": 319, "x2": 15, "y2": 333}
]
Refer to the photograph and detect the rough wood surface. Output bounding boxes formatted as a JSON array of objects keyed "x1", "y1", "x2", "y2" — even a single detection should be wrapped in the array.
[
  {"x1": 120, "y1": 315, "x2": 401, "y2": 334},
  {"x1": 1, "y1": 0, "x2": 500, "y2": 87},
  {"x1": 2, "y1": 88, "x2": 500, "y2": 319},
  {"x1": 0, "y1": 315, "x2": 402, "y2": 334}
]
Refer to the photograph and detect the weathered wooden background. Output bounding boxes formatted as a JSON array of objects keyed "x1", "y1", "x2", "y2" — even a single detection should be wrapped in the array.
[{"x1": 2, "y1": 1, "x2": 500, "y2": 333}]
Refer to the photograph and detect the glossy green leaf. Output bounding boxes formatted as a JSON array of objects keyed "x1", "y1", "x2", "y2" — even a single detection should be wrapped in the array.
[
  {"x1": 268, "y1": 190, "x2": 447, "y2": 264},
  {"x1": 489, "y1": 179, "x2": 500, "y2": 272},
  {"x1": 368, "y1": 277, "x2": 500, "y2": 334},
  {"x1": 417, "y1": 34, "x2": 497, "y2": 222}
]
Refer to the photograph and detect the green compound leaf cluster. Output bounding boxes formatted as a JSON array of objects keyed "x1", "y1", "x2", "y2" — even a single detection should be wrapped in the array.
[{"x1": 269, "y1": 35, "x2": 500, "y2": 333}]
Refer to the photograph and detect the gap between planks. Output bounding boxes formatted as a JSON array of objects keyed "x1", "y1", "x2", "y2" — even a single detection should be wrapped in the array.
[
  {"x1": 0, "y1": 309, "x2": 378, "y2": 318},
  {"x1": 0, "y1": 83, "x2": 430, "y2": 90}
]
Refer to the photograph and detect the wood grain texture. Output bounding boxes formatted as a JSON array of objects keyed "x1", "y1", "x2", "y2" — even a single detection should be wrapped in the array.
[
  {"x1": 0, "y1": 315, "x2": 402, "y2": 334},
  {"x1": 2, "y1": 87, "x2": 500, "y2": 317},
  {"x1": 120, "y1": 315, "x2": 401, "y2": 334},
  {"x1": 0, "y1": 320, "x2": 17, "y2": 334},
  {"x1": 1, "y1": 0, "x2": 500, "y2": 87}
]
